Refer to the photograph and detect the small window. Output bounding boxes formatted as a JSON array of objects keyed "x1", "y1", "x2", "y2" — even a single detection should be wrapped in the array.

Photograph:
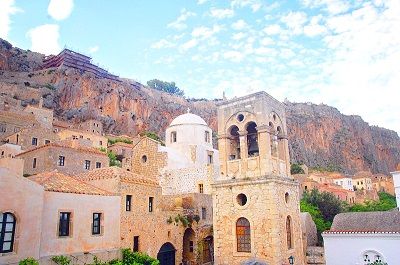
[
  {"x1": 92, "y1": 213, "x2": 101, "y2": 235},
  {"x1": 33, "y1": 158, "x2": 37, "y2": 168},
  {"x1": 80, "y1": 135, "x2": 83, "y2": 139},
  {"x1": 237, "y1": 114, "x2": 244, "y2": 122},
  {"x1": 171, "y1": 131, "x2": 177, "y2": 143},
  {"x1": 199, "y1": 184, "x2": 204, "y2": 194},
  {"x1": 59, "y1": 212, "x2": 71, "y2": 237},
  {"x1": 58, "y1": 156, "x2": 65, "y2": 166},
  {"x1": 141, "y1": 155, "x2": 147, "y2": 163},
  {"x1": 126, "y1": 195, "x2": 132, "y2": 211},
  {"x1": 207, "y1": 154, "x2": 213, "y2": 165},
  {"x1": 32, "y1": 137, "x2": 38, "y2": 146},
  {"x1": 286, "y1": 216, "x2": 293, "y2": 249},
  {"x1": 72, "y1": 135, "x2": 78, "y2": 140},
  {"x1": 236, "y1": 193, "x2": 247, "y2": 206},
  {"x1": 0, "y1": 212, "x2": 16, "y2": 253},
  {"x1": 149, "y1": 197, "x2": 154, "y2": 212},
  {"x1": 84, "y1": 160, "x2": 91, "y2": 170},
  {"x1": 99, "y1": 140, "x2": 103, "y2": 146},
  {"x1": 189, "y1": 240, "x2": 194, "y2": 252},
  {"x1": 205, "y1": 131, "x2": 210, "y2": 143},
  {"x1": 45, "y1": 139, "x2": 50, "y2": 144},
  {"x1": 285, "y1": 192, "x2": 289, "y2": 204},
  {"x1": 202, "y1": 207, "x2": 207, "y2": 220},
  {"x1": 96, "y1": 162, "x2": 102, "y2": 168},
  {"x1": 133, "y1": 236, "x2": 139, "y2": 252}
]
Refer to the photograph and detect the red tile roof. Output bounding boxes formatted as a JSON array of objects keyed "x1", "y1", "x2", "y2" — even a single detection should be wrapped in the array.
[{"x1": 16, "y1": 141, "x2": 106, "y2": 157}]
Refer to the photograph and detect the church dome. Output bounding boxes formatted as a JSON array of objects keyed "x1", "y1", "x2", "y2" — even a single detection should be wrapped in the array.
[{"x1": 170, "y1": 112, "x2": 207, "y2": 127}]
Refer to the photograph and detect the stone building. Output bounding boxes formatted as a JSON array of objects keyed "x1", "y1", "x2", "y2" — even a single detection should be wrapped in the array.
[
  {"x1": 57, "y1": 128, "x2": 108, "y2": 149},
  {"x1": 16, "y1": 140, "x2": 108, "y2": 176},
  {"x1": 371, "y1": 174, "x2": 395, "y2": 195},
  {"x1": 23, "y1": 100, "x2": 53, "y2": 129},
  {"x1": 0, "y1": 110, "x2": 37, "y2": 140},
  {"x1": 212, "y1": 92, "x2": 305, "y2": 265},
  {"x1": 353, "y1": 172, "x2": 373, "y2": 191},
  {"x1": 0, "y1": 167, "x2": 121, "y2": 265},
  {"x1": 5, "y1": 126, "x2": 60, "y2": 151}
]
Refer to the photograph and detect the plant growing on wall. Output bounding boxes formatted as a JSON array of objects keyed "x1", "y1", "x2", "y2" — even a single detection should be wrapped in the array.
[
  {"x1": 367, "y1": 262, "x2": 388, "y2": 265},
  {"x1": 19, "y1": 258, "x2": 39, "y2": 265},
  {"x1": 167, "y1": 214, "x2": 193, "y2": 228},
  {"x1": 51, "y1": 255, "x2": 71, "y2": 265}
]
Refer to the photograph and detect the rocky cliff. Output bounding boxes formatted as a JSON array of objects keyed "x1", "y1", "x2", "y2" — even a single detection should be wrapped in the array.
[{"x1": 0, "y1": 38, "x2": 399, "y2": 174}]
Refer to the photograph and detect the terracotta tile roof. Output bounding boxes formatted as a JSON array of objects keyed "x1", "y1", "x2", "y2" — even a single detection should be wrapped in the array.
[
  {"x1": 328, "y1": 211, "x2": 400, "y2": 233},
  {"x1": 28, "y1": 171, "x2": 113, "y2": 196},
  {"x1": 77, "y1": 166, "x2": 159, "y2": 186},
  {"x1": 16, "y1": 140, "x2": 107, "y2": 157}
]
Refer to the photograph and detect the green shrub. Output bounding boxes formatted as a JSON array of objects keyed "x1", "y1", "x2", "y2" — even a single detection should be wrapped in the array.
[
  {"x1": 290, "y1": 163, "x2": 305, "y2": 174},
  {"x1": 122, "y1": 248, "x2": 160, "y2": 265},
  {"x1": 19, "y1": 258, "x2": 39, "y2": 265},
  {"x1": 107, "y1": 138, "x2": 133, "y2": 145},
  {"x1": 51, "y1": 255, "x2": 71, "y2": 265}
]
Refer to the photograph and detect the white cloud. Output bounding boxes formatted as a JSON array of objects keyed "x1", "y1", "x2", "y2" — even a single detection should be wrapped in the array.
[
  {"x1": 0, "y1": 0, "x2": 22, "y2": 39},
  {"x1": 231, "y1": 19, "x2": 248, "y2": 30},
  {"x1": 48, "y1": 0, "x2": 74, "y2": 21},
  {"x1": 301, "y1": 0, "x2": 350, "y2": 15},
  {"x1": 167, "y1": 9, "x2": 196, "y2": 30},
  {"x1": 180, "y1": 39, "x2": 198, "y2": 51},
  {"x1": 223, "y1": 50, "x2": 245, "y2": 62},
  {"x1": 88, "y1": 45, "x2": 99, "y2": 53},
  {"x1": 304, "y1": 15, "x2": 327, "y2": 37},
  {"x1": 232, "y1": 32, "x2": 246, "y2": 40},
  {"x1": 263, "y1": 24, "x2": 282, "y2": 35},
  {"x1": 27, "y1": 24, "x2": 61, "y2": 55},
  {"x1": 191, "y1": 25, "x2": 222, "y2": 39},
  {"x1": 151, "y1": 39, "x2": 175, "y2": 49},
  {"x1": 231, "y1": 0, "x2": 262, "y2": 12},
  {"x1": 281, "y1": 11, "x2": 308, "y2": 35},
  {"x1": 209, "y1": 8, "x2": 234, "y2": 19},
  {"x1": 197, "y1": 0, "x2": 209, "y2": 4}
]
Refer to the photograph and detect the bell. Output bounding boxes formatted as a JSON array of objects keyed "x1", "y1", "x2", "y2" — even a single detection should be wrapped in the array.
[{"x1": 248, "y1": 140, "x2": 259, "y2": 154}]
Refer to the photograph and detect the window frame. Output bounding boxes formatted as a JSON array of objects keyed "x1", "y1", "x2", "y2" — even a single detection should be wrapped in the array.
[
  {"x1": 58, "y1": 155, "x2": 65, "y2": 166},
  {"x1": 96, "y1": 162, "x2": 102, "y2": 168},
  {"x1": 0, "y1": 212, "x2": 16, "y2": 253},
  {"x1": 198, "y1": 183, "x2": 204, "y2": 194},
  {"x1": 84, "y1": 160, "x2": 91, "y2": 170},
  {"x1": 170, "y1": 131, "x2": 177, "y2": 143},
  {"x1": 133, "y1": 236, "x2": 139, "y2": 252},
  {"x1": 92, "y1": 213, "x2": 102, "y2": 235},
  {"x1": 33, "y1": 157, "x2": 37, "y2": 168},
  {"x1": 126, "y1": 195, "x2": 132, "y2": 211},
  {"x1": 286, "y1": 216, "x2": 293, "y2": 249},
  {"x1": 236, "y1": 217, "x2": 251, "y2": 253},
  {"x1": 205, "y1": 130, "x2": 210, "y2": 143},
  {"x1": 201, "y1": 207, "x2": 207, "y2": 220},
  {"x1": 58, "y1": 212, "x2": 71, "y2": 237},
  {"x1": 149, "y1": 197, "x2": 154, "y2": 212},
  {"x1": 32, "y1": 137, "x2": 38, "y2": 146}
]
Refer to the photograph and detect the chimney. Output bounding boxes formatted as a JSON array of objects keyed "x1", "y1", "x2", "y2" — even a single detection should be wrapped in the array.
[{"x1": 391, "y1": 163, "x2": 400, "y2": 210}]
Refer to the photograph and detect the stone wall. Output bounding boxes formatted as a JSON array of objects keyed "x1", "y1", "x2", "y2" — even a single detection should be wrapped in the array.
[{"x1": 6, "y1": 126, "x2": 60, "y2": 151}]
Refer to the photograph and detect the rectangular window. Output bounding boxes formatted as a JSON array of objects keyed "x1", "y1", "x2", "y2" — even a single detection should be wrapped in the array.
[
  {"x1": 199, "y1": 184, "x2": 204, "y2": 194},
  {"x1": 84, "y1": 160, "x2": 91, "y2": 170},
  {"x1": 202, "y1": 207, "x2": 207, "y2": 220},
  {"x1": 189, "y1": 240, "x2": 194, "y2": 252},
  {"x1": 59, "y1": 212, "x2": 71, "y2": 237},
  {"x1": 58, "y1": 156, "x2": 65, "y2": 166},
  {"x1": 133, "y1": 236, "x2": 139, "y2": 252},
  {"x1": 72, "y1": 135, "x2": 78, "y2": 140},
  {"x1": 32, "y1": 137, "x2": 38, "y2": 146},
  {"x1": 205, "y1": 131, "x2": 210, "y2": 143},
  {"x1": 171, "y1": 131, "x2": 177, "y2": 143},
  {"x1": 96, "y1": 162, "x2": 102, "y2": 168},
  {"x1": 99, "y1": 140, "x2": 103, "y2": 146},
  {"x1": 149, "y1": 197, "x2": 154, "y2": 212},
  {"x1": 207, "y1": 154, "x2": 213, "y2": 164},
  {"x1": 126, "y1": 195, "x2": 132, "y2": 211},
  {"x1": 45, "y1": 139, "x2": 50, "y2": 144},
  {"x1": 80, "y1": 135, "x2": 83, "y2": 139},
  {"x1": 33, "y1": 158, "x2": 37, "y2": 168},
  {"x1": 92, "y1": 213, "x2": 101, "y2": 235}
]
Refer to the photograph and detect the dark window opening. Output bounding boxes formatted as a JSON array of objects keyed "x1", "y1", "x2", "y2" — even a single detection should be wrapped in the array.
[
  {"x1": 58, "y1": 156, "x2": 65, "y2": 166},
  {"x1": 199, "y1": 184, "x2": 204, "y2": 194},
  {"x1": 133, "y1": 236, "x2": 139, "y2": 252},
  {"x1": 207, "y1": 154, "x2": 213, "y2": 164},
  {"x1": 126, "y1": 195, "x2": 132, "y2": 211},
  {"x1": 286, "y1": 216, "x2": 293, "y2": 249},
  {"x1": 202, "y1": 207, "x2": 207, "y2": 220},
  {"x1": 84, "y1": 160, "x2": 91, "y2": 170},
  {"x1": 33, "y1": 158, "x2": 37, "y2": 168},
  {"x1": 171, "y1": 131, "x2": 177, "y2": 143},
  {"x1": 149, "y1": 197, "x2": 154, "y2": 212},
  {"x1": 237, "y1": 193, "x2": 248, "y2": 206},
  {"x1": 32, "y1": 137, "x2": 38, "y2": 146},
  {"x1": 92, "y1": 213, "x2": 101, "y2": 235},
  {"x1": 59, "y1": 212, "x2": 71, "y2": 237},
  {"x1": 205, "y1": 131, "x2": 210, "y2": 143},
  {"x1": 0, "y1": 212, "x2": 16, "y2": 253},
  {"x1": 189, "y1": 240, "x2": 194, "y2": 252},
  {"x1": 96, "y1": 162, "x2": 102, "y2": 168},
  {"x1": 45, "y1": 139, "x2": 50, "y2": 144},
  {"x1": 228, "y1": 125, "x2": 240, "y2": 160}
]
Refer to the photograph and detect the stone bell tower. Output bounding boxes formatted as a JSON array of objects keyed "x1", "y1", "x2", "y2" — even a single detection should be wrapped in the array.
[{"x1": 212, "y1": 92, "x2": 305, "y2": 265}]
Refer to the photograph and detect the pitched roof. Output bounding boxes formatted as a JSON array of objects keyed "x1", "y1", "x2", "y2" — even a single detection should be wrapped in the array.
[
  {"x1": 16, "y1": 140, "x2": 106, "y2": 157},
  {"x1": 28, "y1": 171, "x2": 113, "y2": 196},
  {"x1": 77, "y1": 166, "x2": 159, "y2": 186},
  {"x1": 327, "y1": 211, "x2": 400, "y2": 234}
]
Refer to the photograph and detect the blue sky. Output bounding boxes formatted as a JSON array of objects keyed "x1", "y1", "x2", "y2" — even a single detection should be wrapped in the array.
[{"x1": 1, "y1": 0, "x2": 400, "y2": 134}]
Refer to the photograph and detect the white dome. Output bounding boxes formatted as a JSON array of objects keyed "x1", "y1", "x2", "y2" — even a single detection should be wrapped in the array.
[{"x1": 170, "y1": 113, "x2": 207, "y2": 126}]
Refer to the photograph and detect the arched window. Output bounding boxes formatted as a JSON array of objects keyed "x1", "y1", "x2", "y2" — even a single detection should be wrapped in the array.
[
  {"x1": 246, "y1": 122, "x2": 259, "y2": 157},
  {"x1": 171, "y1": 131, "x2": 177, "y2": 143},
  {"x1": 286, "y1": 216, "x2": 292, "y2": 249},
  {"x1": 236, "y1": 217, "x2": 251, "y2": 252},
  {"x1": 0, "y1": 212, "x2": 16, "y2": 253},
  {"x1": 361, "y1": 250, "x2": 385, "y2": 265},
  {"x1": 228, "y1": 125, "x2": 240, "y2": 160}
]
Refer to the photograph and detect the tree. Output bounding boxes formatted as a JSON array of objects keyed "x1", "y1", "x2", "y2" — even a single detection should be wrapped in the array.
[
  {"x1": 303, "y1": 189, "x2": 343, "y2": 223},
  {"x1": 347, "y1": 192, "x2": 396, "y2": 212},
  {"x1": 291, "y1": 163, "x2": 305, "y2": 174},
  {"x1": 147, "y1": 79, "x2": 184, "y2": 96}
]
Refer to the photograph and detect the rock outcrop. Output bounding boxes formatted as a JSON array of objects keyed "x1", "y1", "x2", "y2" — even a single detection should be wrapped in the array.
[{"x1": 0, "y1": 38, "x2": 399, "y2": 174}]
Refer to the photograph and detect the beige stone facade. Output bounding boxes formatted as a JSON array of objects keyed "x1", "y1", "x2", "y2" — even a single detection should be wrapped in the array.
[
  {"x1": 16, "y1": 140, "x2": 108, "y2": 176},
  {"x1": 5, "y1": 127, "x2": 60, "y2": 151},
  {"x1": 57, "y1": 128, "x2": 108, "y2": 149},
  {"x1": 213, "y1": 92, "x2": 305, "y2": 265}
]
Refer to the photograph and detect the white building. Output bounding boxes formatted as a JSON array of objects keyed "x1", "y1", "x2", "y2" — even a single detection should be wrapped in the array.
[
  {"x1": 323, "y1": 163, "x2": 400, "y2": 265},
  {"x1": 333, "y1": 176, "x2": 354, "y2": 191},
  {"x1": 158, "y1": 111, "x2": 219, "y2": 195}
]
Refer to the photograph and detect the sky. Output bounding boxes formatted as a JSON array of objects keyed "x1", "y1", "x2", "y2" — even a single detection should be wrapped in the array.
[{"x1": 1, "y1": 0, "x2": 400, "y2": 134}]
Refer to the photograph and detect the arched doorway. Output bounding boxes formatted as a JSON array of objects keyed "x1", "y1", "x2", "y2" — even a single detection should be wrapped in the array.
[
  {"x1": 183, "y1": 228, "x2": 195, "y2": 265},
  {"x1": 157, "y1": 242, "x2": 176, "y2": 265}
]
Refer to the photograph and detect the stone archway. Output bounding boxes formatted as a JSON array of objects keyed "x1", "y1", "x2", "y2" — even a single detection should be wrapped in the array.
[
  {"x1": 183, "y1": 228, "x2": 196, "y2": 265},
  {"x1": 157, "y1": 242, "x2": 176, "y2": 265}
]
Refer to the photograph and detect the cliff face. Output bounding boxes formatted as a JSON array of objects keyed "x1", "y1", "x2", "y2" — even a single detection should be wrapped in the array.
[{"x1": 0, "y1": 39, "x2": 399, "y2": 174}]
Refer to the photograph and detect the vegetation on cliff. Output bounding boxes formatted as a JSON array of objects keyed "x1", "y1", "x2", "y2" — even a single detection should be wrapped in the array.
[{"x1": 147, "y1": 79, "x2": 184, "y2": 96}]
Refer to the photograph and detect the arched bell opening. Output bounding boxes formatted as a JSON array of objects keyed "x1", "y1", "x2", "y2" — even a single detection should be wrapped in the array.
[
  {"x1": 228, "y1": 125, "x2": 241, "y2": 160},
  {"x1": 246, "y1": 122, "x2": 259, "y2": 157}
]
